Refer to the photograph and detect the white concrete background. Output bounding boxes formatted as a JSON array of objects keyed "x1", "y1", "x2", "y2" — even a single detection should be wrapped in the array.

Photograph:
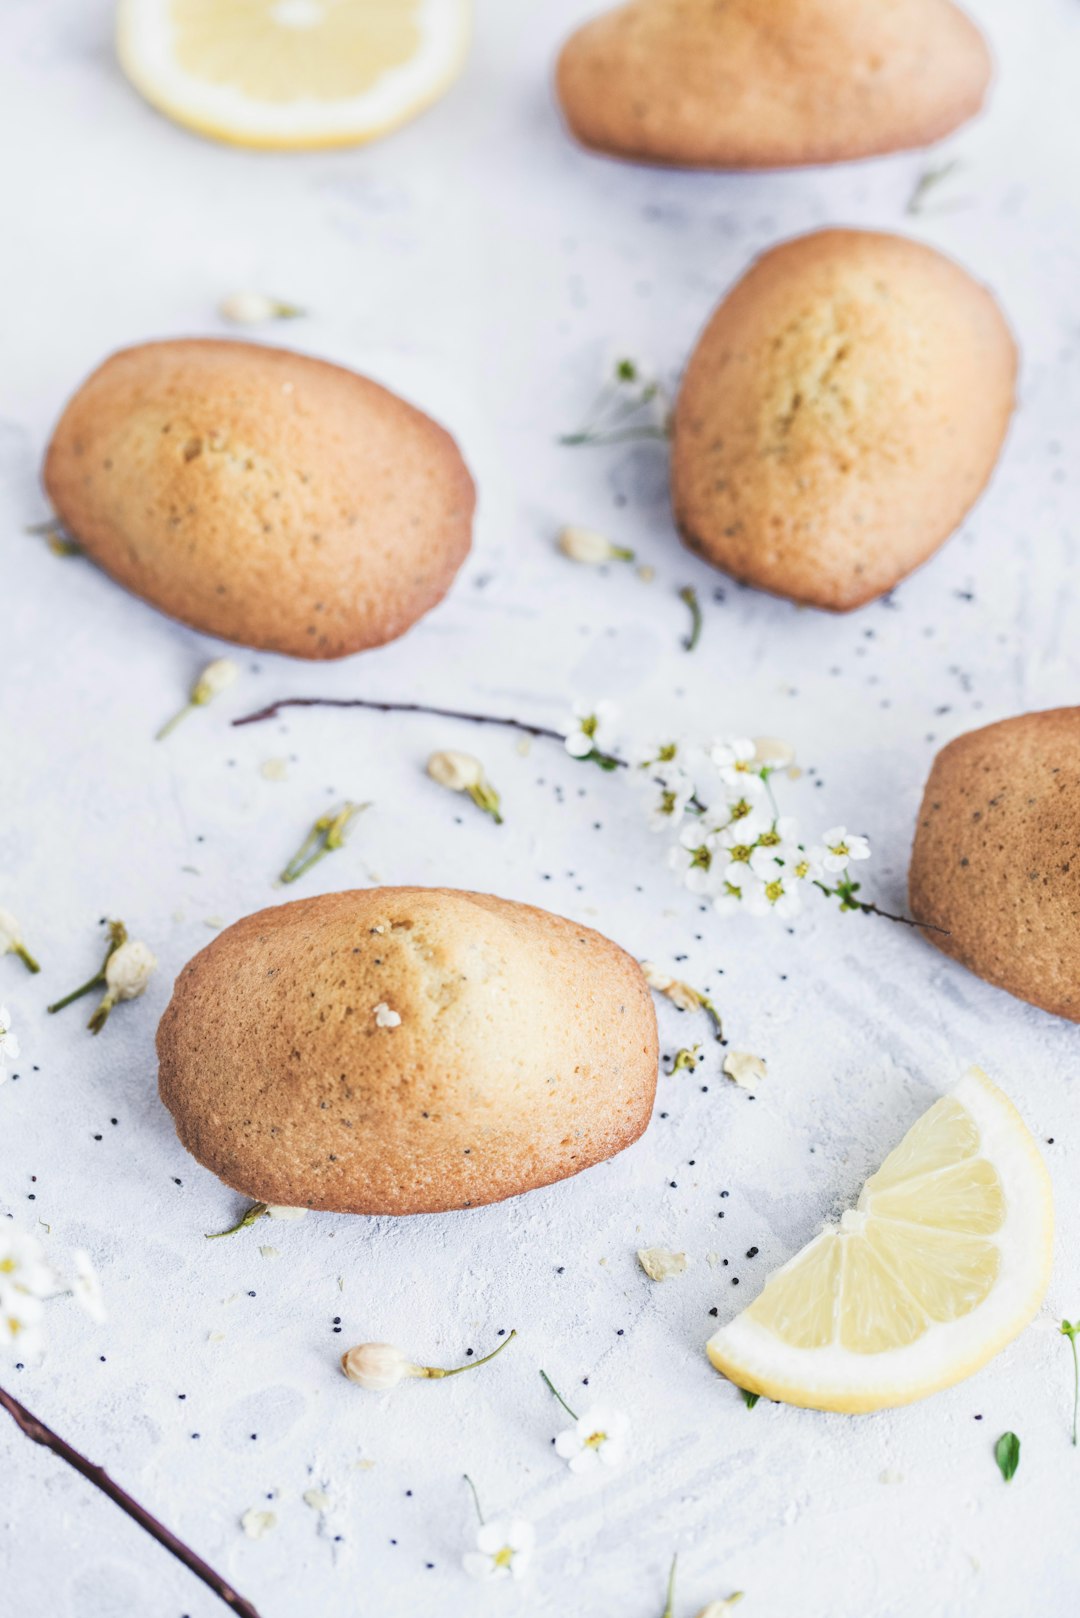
[{"x1": 2, "y1": 2, "x2": 1079, "y2": 1615}]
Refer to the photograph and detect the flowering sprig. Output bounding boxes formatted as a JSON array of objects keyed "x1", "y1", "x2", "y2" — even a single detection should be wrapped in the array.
[
  {"x1": 560, "y1": 355, "x2": 671, "y2": 447},
  {"x1": 561, "y1": 700, "x2": 623, "y2": 770},
  {"x1": 1, "y1": 1227, "x2": 105, "y2": 1360},
  {"x1": 47, "y1": 923, "x2": 156, "y2": 1035},
  {"x1": 427, "y1": 750, "x2": 503, "y2": 824},
  {"x1": 558, "y1": 525, "x2": 635, "y2": 566},
  {"x1": 341, "y1": 1330, "x2": 516, "y2": 1390},
  {"x1": 0, "y1": 909, "x2": 40, "y2": 974},
  {"x1": 279, "y1": 802, "x2": 369, "y2": 884},
  {"x1": 539, "y1": 1370, "x2": 630, "y2": 1473},
  {"x1": 156, "y1": 658, "x2": 239, "y2": 741},
  {"x1": 461, "y1": 1474, "x2": 535, "y2": 1581}
]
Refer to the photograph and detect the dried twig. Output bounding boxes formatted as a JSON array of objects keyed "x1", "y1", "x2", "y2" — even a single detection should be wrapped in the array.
[{"x1": 0, "y1": 1386, "x2": 263, "y2": 1618}]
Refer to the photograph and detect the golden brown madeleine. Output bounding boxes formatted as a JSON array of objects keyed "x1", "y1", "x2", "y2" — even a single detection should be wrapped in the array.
[
  {"x1": 909, "y1": 710, "x2": 1080, "y2": 1022},
  {"x1": 556, "y1": 0, "x2": 991, "y2": 169},
  {"x1": 157, "y1": 888, "x2": 659, "y2": 1214},
  {"x1": 43, "y1": 340, "x2": 475, "y2": 659},
  {"x1": 671, "y1": 230, "x2": 1016, "y2": 611}
]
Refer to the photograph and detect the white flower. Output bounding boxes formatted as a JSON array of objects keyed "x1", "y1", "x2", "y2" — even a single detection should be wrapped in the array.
[
  {"x1": 0, "y1": 1005, "x2": 20, "y2": 1069},
  {"x1": 219, "y1": 291, "x2": 302, "y2": 324},
  {"x1": 557, "y1": 525, "x2": 633, "y2": 565},
  {"x1": 710, "y1": 736, "x2": 760, "y2": 788},
  {"x1": 744, "y1": 870, "x2": 802, "y2": 919},
  {"x1": 751, "y1": 815, "x2": 801, "y2": 866},
  {"x1": 786, "y1": 846, "x2": 824, "y2": 886},
  {"x1": 0, "y1": 1229, "x2": 55, "y2": 1360},
  {"x1": 463, "y1": 1517, "x2": 535, "y2": 1581},
  {"x1": 70, "y1": 1250, "x2": 107, "y2": 1324},
  {"x1": 562, "y1": 700, "x2": 619, "y2": 760},
  {"x1": 105, "y1": 941, "x2": 156, "y2": 1001},
  {"x1": 554, "y1": 1405, "x2": 631, "y2": 1473},
  {"x1": 817, "y1": 826, "x2": 871, "y2": 873},
  {"x1": 668, "y1": 826, "x2": 718, "y2": 895},
  {"x1": 713, "y1": 882, "x2": 744, "y2": 917},
  {"x1": 0, "y1": 907, "x2": 38, "y2": 972},
  {"x1": 0, "y1": 1285, "x2": 44, "y2": 1360},
  {"x1": 373, "y1": 1002, "x2": 401, "y2": 1029},
  {"x1": 642, "y1": 770, "x2": 694, "y2": 832},
  {"x1": 427, "y1": 750, "x2": 484, "y2": 792},
  {"x1": 0, "y1": 1229, "x2": 55, "y2": 1301},
  {"x1": 717, "y1": 826, "x2": 760, "y2": 885},
  {"x1": 341, "y1": 1342, "x2": 424, "y2": 1390},
  {"x1": 717, "y1": 779, "x2": 769, "y2": 837}
]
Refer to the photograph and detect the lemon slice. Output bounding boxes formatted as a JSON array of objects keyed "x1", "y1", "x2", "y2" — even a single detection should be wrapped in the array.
[
  {"x1": 707, "y1": 1068, "x2": 1053, "y2": 1413},
  {"x1": 116, "y1": 0, "x2": 471, "y2": 150}
]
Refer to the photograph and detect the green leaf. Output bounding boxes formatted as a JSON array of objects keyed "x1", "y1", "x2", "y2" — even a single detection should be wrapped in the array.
[
  {"x1": 742, "y1": 1390, "x2": 760, "y2": 1409},
  {"x1": 994, "y1": 1431, "x2": 1020, "y2": 1482}
]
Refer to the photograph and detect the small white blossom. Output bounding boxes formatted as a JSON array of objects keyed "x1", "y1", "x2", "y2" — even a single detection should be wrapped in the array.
[
  {"x1": 341, "y1": 1343, "x2": 423, "y2": 1390},
  {"x1": 557, "y1": 525, "x2": 633, "y2": 565},
  {"x1": 710, "y1": 736, "x2": 759, "y2": 787},
  {"x1": 717, "y1": 825, "x2": 760, "y2": 885},
  {"x1": 220, "y1": 291, "x2": 302, "y2": 324},
  {"x1": 817, "y1": 826, "x2": 871, "y2": 873},
  {"x1": 642, "y1": 770, "x2": 694, "y2": 832},
  {"x1": 0, "y1": 1229, "x2": 55, "y2": 1360},
  {"x1": 0, "y1": 1005, "x2": 20, "y2": 1070},
  {"x1": 373, "y1": 1002, "x2": 401, "y2": 1029},
  {"x1": 562, "y1": 700, "x2": 619, "y2": 760},
  {"x1": 463, "y1": 1517, "x2": 535, "y2": 1581},
  {"x1": 554, "y1": 1405, "x2": 631, "y2": 1473},
  {"x1": 744, "y1": 869, "x2": 802, "y2": 919},
  {"x1": 786, "y1": 846, "x2": 824, "y2": 887},
  {"x1": 70, "y1": 1250, "x2": 107, "y2": 1324},
  {"x1": 713, "y1": 880, "x2": 745, "y2": 917},
  {"x1": 668, "y1": 826, "x2": 718, "y2": 895}
]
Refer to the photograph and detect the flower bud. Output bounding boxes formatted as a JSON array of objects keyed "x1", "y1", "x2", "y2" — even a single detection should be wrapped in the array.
[
  {"x1": 104, "y1": 940, "x2": 156, "y2": 1002},
  {"x1": 427, "y1": 750, "x2": 484, "y2": 792},
  {"x1": 193, "y1": 658, "x2": 239, "y2": 704},
  {"x1": 341, "y1": 1342, "x2": 424, "y2": 1390},
  {"x1": 0, "y1": 907, "x2": 40, "y2": 973},
  {"x1": 219, "y1": 291, "x2": 302, "y2": 325},
  {"x1": 557, "y1": 525, "x2": 634, "y2": 565}
]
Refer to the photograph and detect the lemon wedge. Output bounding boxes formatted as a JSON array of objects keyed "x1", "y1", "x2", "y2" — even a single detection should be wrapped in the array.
[
  {"x1": 707, "y1": 1068, "x2": 1053, "y2": 1413},
  {"x1": 116, "y1": 0, "x2": 471, "y2": 150}
]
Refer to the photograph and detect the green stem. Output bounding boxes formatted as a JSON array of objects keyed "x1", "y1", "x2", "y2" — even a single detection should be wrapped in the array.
[
  {"x1": 279, "y1": 803, "x2": 369, "y2": 885},
  {"x1": 87, "y1": 991, "x2": 117, "y2": 1036},
  {"x1": 205, "y1": 1203, "x2": 269, "y2": 1240},
  {"x1": 539, "y1": 1369, "x2": 578, "y2": 1422},
  {"x1": 661, "y1": 1554, "x2": 677, "y2": 1618},
  {"x1": 156, "y1": 702, "x2": 196, "y2": 742},
  {"x1": 14, "y1": 943, "x2": 40, "y2": 975},
  {"x1": 679, "y1": 585, "x2": 702, "y2": 652},
  {"x1": 1070, "y1": 1331, "x2": 1078, "y2": 1448},
  {"x1": 462, "y1": 1473, "x2": 484, "y2": 1526},
  {"x1": 47, "y1": 972, "x2": 105, "y2": 1014},
  {"x1": 425, "y1": 1330, "x2": 517, "y2": 1379}
]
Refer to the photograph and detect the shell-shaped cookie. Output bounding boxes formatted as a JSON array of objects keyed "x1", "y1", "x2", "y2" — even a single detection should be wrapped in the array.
[
  {"x1": 671, "y1": 230, "x2": 1016, "y2": 611},
  {"x1": 44, "y1": 339, "x2": 475, "y2": 659},
  {"x1": 557, "y1": 0, "x2": 991, "y2": 169},
  {"x1": 909, "y1": 710, "x2": 1080, "y2": 1022},
  {"x1": 157, "y1": 888, "x2": 659, "y2": 1214}
]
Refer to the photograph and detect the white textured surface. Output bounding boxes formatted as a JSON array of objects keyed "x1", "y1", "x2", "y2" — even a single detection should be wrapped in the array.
[{"x1": 2, "y1": 2, "x2": 1079, "y2": 1614}]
